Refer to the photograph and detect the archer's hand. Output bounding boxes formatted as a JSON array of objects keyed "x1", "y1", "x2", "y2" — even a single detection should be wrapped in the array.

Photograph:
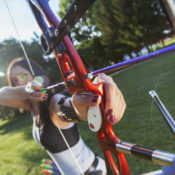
[
  {"x1": 25, "y1": 80, "x2": 48, "y2": 102},
  {"x1": 72, "y1": 74, "x2": 126, "y2": 125}
]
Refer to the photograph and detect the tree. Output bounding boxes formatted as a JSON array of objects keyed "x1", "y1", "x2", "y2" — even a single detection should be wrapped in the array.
[
  {"x1": 134, "y1": 0, "x2": 169, "y2": 48},
  {"x1": 94, "y1": 0, "x2": 170, "y2": 59},
  {"x1": 59, "y1": 0, "x2": 172, "y2": 65},
  {"x1": 77, "y1": 36, "x2": 108, "y2": 70},
  {"x1": 0, "y1": 38, "x2": 23, "y2": 73}
]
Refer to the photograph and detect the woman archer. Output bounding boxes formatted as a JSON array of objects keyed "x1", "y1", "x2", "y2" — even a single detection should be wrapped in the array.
[{"x1": 0, "y1": 57, "x2": 126, "y2": 175}]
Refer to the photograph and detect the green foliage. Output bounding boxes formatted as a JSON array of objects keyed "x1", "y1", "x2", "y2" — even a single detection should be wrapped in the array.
[
  {"x1": 58, "y1": 0, "x2": 173, "y2": 66},
  {"x1": 94, "y1": 0, "x2": 169, "y2": 59},
  {"x1": 0, "y1": 38, "x2": 23, "y2": 73},
  {"x1": 77, "y1": 36, "x2": 109, "y2": 69}
]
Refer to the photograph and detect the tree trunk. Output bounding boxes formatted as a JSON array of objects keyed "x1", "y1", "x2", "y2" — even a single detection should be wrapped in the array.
[{"x1": 159, "y1": 0, "x2": 175, "y2": 29}]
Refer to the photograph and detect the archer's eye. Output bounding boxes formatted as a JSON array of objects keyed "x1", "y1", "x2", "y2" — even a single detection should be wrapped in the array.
[{"x1": 18, "y1": 73, "x2": 28, "y2": 80}]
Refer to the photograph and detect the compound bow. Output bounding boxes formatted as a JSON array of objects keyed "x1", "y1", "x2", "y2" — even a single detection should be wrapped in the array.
[{"x1": 5, "y1": 0, "x2": 175, "y2": 174}]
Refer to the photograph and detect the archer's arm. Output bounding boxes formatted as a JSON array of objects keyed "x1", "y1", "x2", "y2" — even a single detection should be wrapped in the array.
[
  {"x1": 0, "y1": 80, "x2": 48, "y2": 110},
  {"x1": 0, "y1": 86, "x2": 31, "y2": 110}
]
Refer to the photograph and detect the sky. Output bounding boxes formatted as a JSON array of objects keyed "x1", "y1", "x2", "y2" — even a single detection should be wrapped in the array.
[
  {"x1": 0, "y1": 0, "x2": 61, "y2": 41},
  {"x1": 0, "y1": 0, "x2": 61, "y2": 75}
]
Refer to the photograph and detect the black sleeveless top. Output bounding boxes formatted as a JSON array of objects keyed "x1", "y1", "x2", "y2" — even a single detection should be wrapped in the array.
[{"x1": 38, "y1": 93, "x2": 80, "y2": 153}]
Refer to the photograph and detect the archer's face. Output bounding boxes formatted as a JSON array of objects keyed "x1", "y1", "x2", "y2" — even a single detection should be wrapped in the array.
[{"x1": 10, "y1": 65, "x2": 33, "y2": 86}]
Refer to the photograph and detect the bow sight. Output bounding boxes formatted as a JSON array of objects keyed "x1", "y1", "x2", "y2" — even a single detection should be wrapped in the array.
[{"x1": 41, "y1": 26, "x2": 66, "y2": 55}]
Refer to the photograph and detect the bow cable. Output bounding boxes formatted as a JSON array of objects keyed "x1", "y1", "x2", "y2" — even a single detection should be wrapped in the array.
[{"x1": 4, "y1": 0, "x2": 84, "y2": 174}]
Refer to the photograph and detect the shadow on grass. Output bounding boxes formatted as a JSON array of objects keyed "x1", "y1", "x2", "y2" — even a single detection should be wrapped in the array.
[{"x1": 0, "y1": 113, "x2": 32, "y2": 135}]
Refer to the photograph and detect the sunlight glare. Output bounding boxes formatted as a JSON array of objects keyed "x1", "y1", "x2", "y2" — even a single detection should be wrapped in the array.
[{"x1": 0, "y1": 72, "x2": 5, "y2": 77}]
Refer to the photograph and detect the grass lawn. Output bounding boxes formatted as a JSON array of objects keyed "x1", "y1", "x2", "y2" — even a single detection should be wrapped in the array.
[
  {"x1": 0, "y1": 51, "x2": 175, "y2": 174},
  {"x1": 0, "y1": 114, "x2": 48, "y2": 175},
  {"x1": 112, "y1": 51, "x2": 175, "y2": 174}
]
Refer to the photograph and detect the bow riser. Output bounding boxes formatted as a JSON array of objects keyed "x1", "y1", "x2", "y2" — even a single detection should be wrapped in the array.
[{"x1": 54, "y1": 51, "x2": 104, "y2": 94}]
